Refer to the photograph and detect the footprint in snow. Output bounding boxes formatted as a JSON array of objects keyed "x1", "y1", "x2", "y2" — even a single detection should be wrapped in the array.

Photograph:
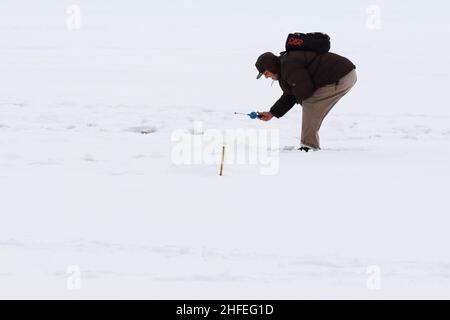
[
  {"x1": 127, "y1": 126, "x2": 158, "y2": 135},
  {"x1": 83, "y1": 155, "x2": 97, "y2": 162},
  {"x1": 187, "y1": 127, "x2": 204, "y2": 135},
  {"x1": 282, "y1": 146, "x2": 297, "y2": 151}
]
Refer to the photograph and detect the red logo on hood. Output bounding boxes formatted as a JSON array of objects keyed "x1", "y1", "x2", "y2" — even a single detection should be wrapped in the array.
[{"x1": 288, "y1": 38, "x2": 304, "y2": 46}]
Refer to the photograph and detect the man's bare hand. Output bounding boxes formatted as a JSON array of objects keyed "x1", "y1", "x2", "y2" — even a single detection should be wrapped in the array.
[{"x1": 257, "y1": 111, "x2": 273, "y2": 122}]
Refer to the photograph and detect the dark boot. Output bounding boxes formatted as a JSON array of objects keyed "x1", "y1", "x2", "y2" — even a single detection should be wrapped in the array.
[{"x1": 298, "y1": 146, "x2": 310, "y2": 152}]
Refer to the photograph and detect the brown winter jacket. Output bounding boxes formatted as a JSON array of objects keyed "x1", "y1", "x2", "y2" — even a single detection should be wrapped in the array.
[{"x1": 270, "y1": 51, "x2": 356, "y2": 118}]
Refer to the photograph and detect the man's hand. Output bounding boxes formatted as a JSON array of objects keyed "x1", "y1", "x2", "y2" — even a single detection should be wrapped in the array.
[{"x1": 257, "y1": 111, "x2": 273, "y2": 122}]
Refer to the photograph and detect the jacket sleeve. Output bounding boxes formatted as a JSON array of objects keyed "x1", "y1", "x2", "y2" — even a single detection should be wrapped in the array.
[
  {"x1": 270, "y1": 93, "x2": 297, "y2": 118},
  {"x1": 285, "y1": 65, "x2": 315, "y2": 103}
]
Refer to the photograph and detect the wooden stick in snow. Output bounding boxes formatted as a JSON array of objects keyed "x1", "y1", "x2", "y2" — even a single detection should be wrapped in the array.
[{"x1": 219, "y1": 146, "x2": 225, "y2": 176}]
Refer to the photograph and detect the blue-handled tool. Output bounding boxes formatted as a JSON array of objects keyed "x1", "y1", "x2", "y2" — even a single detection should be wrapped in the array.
[{"x1": 234, "y1": 112, "x2": 259, "y2": 119}]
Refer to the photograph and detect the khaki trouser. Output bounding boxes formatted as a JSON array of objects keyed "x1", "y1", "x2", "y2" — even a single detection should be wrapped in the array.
[{"x1": 301, "y1": 69, "x2": 357, "y2": 149}]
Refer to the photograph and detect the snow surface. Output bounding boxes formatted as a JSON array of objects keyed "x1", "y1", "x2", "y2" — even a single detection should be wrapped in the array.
[{"x1": 1, "y1": 0, "x2": 450, "y2": 299}]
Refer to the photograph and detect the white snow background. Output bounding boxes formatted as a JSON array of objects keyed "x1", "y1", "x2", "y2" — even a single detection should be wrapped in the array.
[{"x1": 1, "y1": 0, "x2": 450, "y2": 299}]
